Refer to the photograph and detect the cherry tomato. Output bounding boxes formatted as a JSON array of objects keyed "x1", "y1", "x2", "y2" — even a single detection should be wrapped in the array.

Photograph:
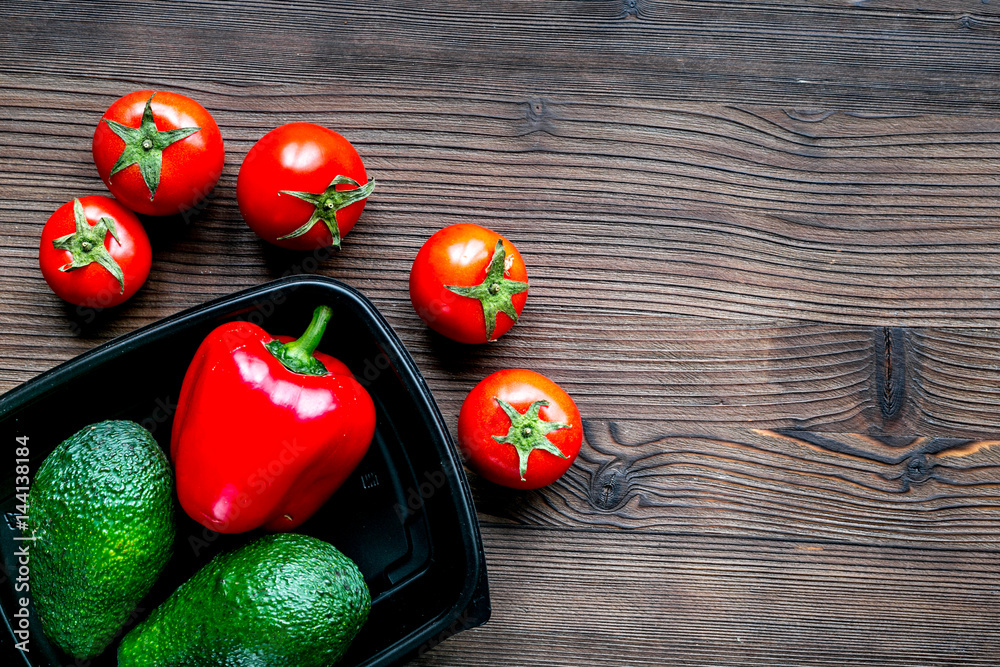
[
  {"x1": 39, "y1": 196, "x2": 152, "y2": 308},
  {"x1": 409, "y1": 224, "x2": 528, "y2": 344},
  {"x1": 457, "y1": 369, "x2": 582, "y2": 489},
  {"x1": 92, "y1": 90, "x2": 225, "y2": 216},
  {"x1": 236, "y1": 122, "x2": 374, "y2": 250}
]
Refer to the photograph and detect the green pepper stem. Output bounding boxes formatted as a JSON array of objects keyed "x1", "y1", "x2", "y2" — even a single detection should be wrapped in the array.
[
  {"x1": 265, "y1": 306, "x2": 333, "y2": 376},
  {"x1": 287, "y1": 306, "x2": 332, "y2": 357}
]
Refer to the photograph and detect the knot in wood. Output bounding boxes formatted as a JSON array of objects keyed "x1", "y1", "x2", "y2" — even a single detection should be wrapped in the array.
[
  {"x1": 904, "y1": 454, "x2": 931, "y2": 484},
  {"x1": 525, "y1": 98, "x2": 546, "y2": 126},
  {"x1": 873, "y1": 326, "x2": 907, "y2": 423},
  {"x1": 592, "y1": 466, "x2": 629, "y2": 511},
  {"x1": 521, "y1": 97, "x2": 556, "y2": 136}
]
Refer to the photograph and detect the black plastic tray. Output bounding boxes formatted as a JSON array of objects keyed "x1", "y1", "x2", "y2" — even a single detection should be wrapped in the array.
[{"x1": 0, "y1": 275, "x2": 490, "y2": 666}]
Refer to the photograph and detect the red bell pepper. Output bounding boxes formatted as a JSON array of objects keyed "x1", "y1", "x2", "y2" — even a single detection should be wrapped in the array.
[{"x1": 171, "y1": 305, "x2": 376, "y2": 534}]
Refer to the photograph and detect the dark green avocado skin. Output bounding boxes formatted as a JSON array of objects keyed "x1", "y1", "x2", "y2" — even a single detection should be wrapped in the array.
[
  {"x1": 117, "y1": 533, "x2": 371, "y2": 667},
  {"x1": 27, "y1": 420, "x2": 176, "y2": 659}
]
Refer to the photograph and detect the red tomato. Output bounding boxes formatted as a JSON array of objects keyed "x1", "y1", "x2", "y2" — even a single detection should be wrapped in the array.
[
  {"x1": 236, "y1": 122, "x2": 373, "y2": 250},
  {"x1": 92, "y1": 90, "x2": 224, "y2": 216},
  {"x1": 457, "y1": 369, "x2": 582, "y2": 489},
  {"x1": 39, "y1": 196, "x2": 152, "y2": 308},
  {"x1": 409, "y1": 224, "x2": 528, "y2": 344}
]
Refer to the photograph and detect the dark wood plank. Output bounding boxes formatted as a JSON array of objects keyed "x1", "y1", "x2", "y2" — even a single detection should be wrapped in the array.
[
  {"x1": 909, "y1": 328, "x2": 1000, "y2": 433},
  {"x1": 471, "y1": 423, "x2": 1000, "y2": 547},
  {"x1": 3, "y1": 85, "x2": 1000, "y2": 331},
  {"x1": 405, "y1": 315, "x2": 883, "y2": 434},
  {"x1": 5, "y1": 3, "x2": 1000, "y2": 665},
  {"x1": 6, "y1": 77, "x2": 1000, "y2": 433},
  {"x1": 432, "y1": 418, "x2": 1000, "y2": 662},
  {"x1": 414, "y1": 525, "x2": 1000, "y2": 666},
  {"x1": 401, "y1": 315, "x2": 1000, "y2": 438},
  {"x1": 10, "y1": 296, "x2": 1000, "y2": 437},
  {"x1": 3, "y1": 1, "x2": 1000, "y2": 114}
]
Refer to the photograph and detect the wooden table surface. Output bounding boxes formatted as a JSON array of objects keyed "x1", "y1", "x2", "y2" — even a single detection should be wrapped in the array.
[{"x1": 4, "y1": 1, "x2": 1000, "y2": 664}]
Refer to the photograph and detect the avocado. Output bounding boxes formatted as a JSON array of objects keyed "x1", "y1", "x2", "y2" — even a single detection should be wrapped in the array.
[
  {"x1": 27, "y1": 420, "x2": 175, "y2": 659},
  {"x1": 118, "y1": 533, "x2": 371, "y2": 667}
]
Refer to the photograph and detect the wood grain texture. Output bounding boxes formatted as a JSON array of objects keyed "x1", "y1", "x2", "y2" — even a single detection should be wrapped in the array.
[
  {"x1": 437, "y1": 421, "x2": 1000, "y2": 662},
  {"x1": 471, "y1": 423, "x2": 1000, "y2": 547},
  {"x1": 4, "y1": 2, "x2": 1000, "y2": 665},
  {"x1": 10, "y1": 300, "x2": 1000, "y2": 436},
  {"x1": 4, "y1": 82, "x2": 1000, "y2": 438},
  {"x1": 3, "y1": 1, "x2": 1000, "y2": 114},
  {"x1": 413, "y1": 525, "x2": 1000, "y2": 666},
  {"x1": 397, "y1": 313, "x2": 1000, "y2": 438},
  {"x1": 3, "y1": 81, "x2": 1000, "y2": 333}
]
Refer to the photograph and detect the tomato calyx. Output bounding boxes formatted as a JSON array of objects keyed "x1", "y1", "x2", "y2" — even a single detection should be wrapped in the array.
[
  {"x1": 104, "y1": 93, "x2": 200, "y2": 201},
  {"x1": 51, "y1": 198, "x2": 125, "y2": 294},
  {"x1": 492, "y1": 398, "x2": 570, "y2": 481},
  {"x1": 277, "y1": 175, "x2": 376, "y2": 248},
  {"x1": 446, "y1": 239, "x2": 529, "y2": 341},
  {"x1": 264, "y1": 305, "x2": 333, "y2": 376}
]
